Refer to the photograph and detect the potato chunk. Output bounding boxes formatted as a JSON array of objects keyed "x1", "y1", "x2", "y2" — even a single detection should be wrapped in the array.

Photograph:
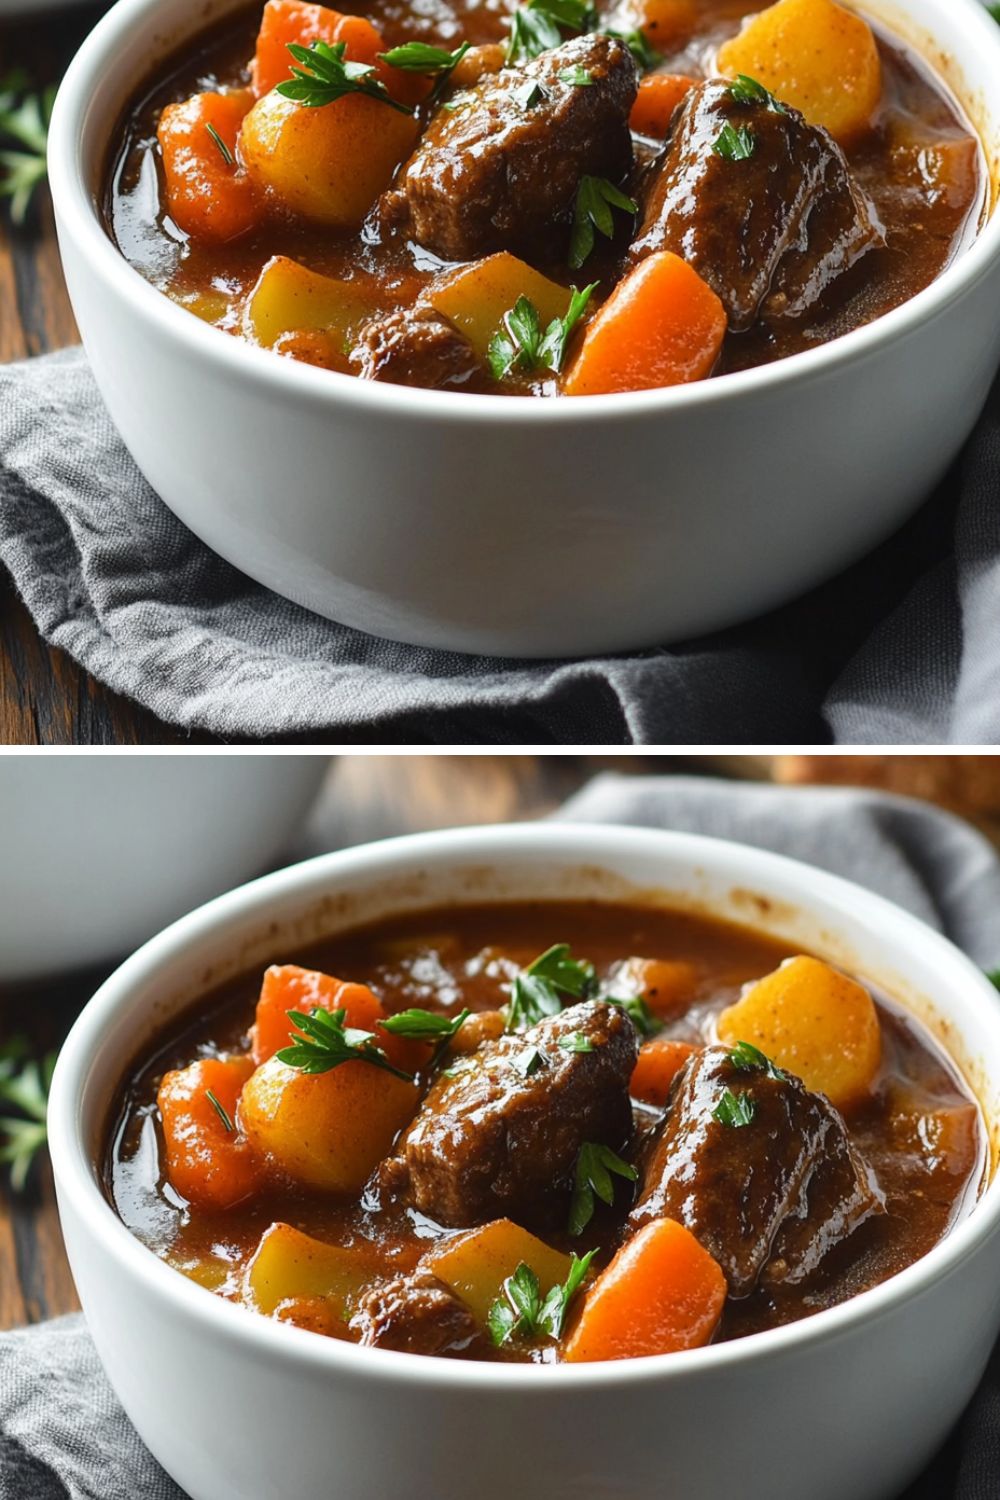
[
  {"x1": 425, "y1": 1219, "x2": 573, "y2": 1325},
  {"x1": 716, "y1": 955, "x2": 881, "y2": 1110},
  {"x1": 716, "y1": 0, "x2": 882, "y2": 147},
  {"x1": 245, "y1": 1222, "x2": 375, "y2": 1315},
  {"x1": 244, "y1": 257, "x2": 376, "y2": 352},
  {"x1": 240, "y1": 87, "x2": 419, "y2": 227},
  {"x1": 239, "y1": 1054, "x2": 420, "y2": 1191},
  {"x1": 427, "y1": 254, "x2": 573, "y2": 363}
]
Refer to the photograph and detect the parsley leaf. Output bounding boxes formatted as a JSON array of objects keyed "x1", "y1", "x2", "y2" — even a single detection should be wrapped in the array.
[
  {"x1": 381, "y1": 1006, "x2": 471, "y2": 1040},
  {"x1": 537, "y1": 282, "x2": 596, "y2": 371},
  {"x1": 487, "y1": 1251, "x2": 595, "y2": 1345},
  {"x1": 205, "y1": 1088, "x2": 235, "y2": 1131},
  {"x1": 505, "y1": 942, "x2": 596, "y2": 1031},
  {"x1": 0, "y1": 73, "x2": 56, "y2": 226},
  {"x1": 712, "y1": 122, "x2": 756, "y2": 161},
  {"x1": 988, "y1": 3, "x2": 1000, "y2": 20},
  {"x1": 606, "y1": 26, "x2": 661, "y2": 68},
  {"x1": 277, "y1": 1007, "x2": 414, "y2": 1081},
  {"x1": 511, "y1": 1045, "x2": 548, "y2": 1077},
  {"x1": 569, "y1": 175, "x2": 637, "y2": 269},
  {"x1": 728, "y1": 1039, "x2": 784, "y2": 1080},
  {"x1": 713, "y1": 1087, "x2": 756, "y2": 1127},
  {"x1": 204, "y1": 122, "x2": 235, "y2": 166},
  {"x1": 606, "y1": 993, "x2": 661, "y2": 1039},
  {"x1": 569, "y1": 1141, "x2": 637, "y2": 1236},
  {"x1": 506, "y1": 0, "x2": 597, "y2": 60},
  {"x1": 558, "y1": 1031, "x2": 595, "y2": 1053},
  {"x1": 277, "y1": 40, "x2": 414, "y2": 115},
  {"x1": 379, "y1": 40, "x2": 471, "y2": 106},
  {"x1": 987, "y1": 970, "x2": 1000, "y2": 991},
  {"x1": 512, "y1": 79, "x2": 548, "y2": 109},
  {"x1": 0, "y1": 1039, "x2": 55, "y2": 1192},
  {"x1": 727, "y1": 73, "x2": 786, "y2": 113},
  {"x1": 558, "y1": 64, "x2": 594, "y2": 85}
]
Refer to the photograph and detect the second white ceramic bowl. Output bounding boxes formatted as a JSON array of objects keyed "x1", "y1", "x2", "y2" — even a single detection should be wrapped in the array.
[
  {"x1": 47, "y1": 0, "x2": 1000, "y2": 656},
  {"x1": 49, "y1": 824, "x2": 1000, "y2": 1500}
]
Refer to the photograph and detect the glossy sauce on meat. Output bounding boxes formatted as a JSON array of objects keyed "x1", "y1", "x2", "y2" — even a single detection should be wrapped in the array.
[
  {"x1": 106, "y1": 900, "x2": 986, "y2": 1360},
  {"x1": 104, "y1": 0, "x2": 986, "y2": 393}
]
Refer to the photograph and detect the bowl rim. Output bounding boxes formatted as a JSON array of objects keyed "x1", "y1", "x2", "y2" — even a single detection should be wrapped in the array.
[
  {"x1": 47, "y1": 0, "x2": 1000, "y2": 423},
  {"x1": 48, "y1": 820, "x2": 1000, "y2": 1391}
]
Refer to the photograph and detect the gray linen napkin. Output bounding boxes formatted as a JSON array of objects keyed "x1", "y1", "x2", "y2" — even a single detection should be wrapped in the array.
[
  {"x1": 2, "y1": 347, "x2": 999, "y2": 743},
  {"x1": 2, "y1": 775, "x2": 999, "y2": 1499}
]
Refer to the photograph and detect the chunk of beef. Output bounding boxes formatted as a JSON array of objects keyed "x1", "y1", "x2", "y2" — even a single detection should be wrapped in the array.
[
  {"x1": 382, "y1": 999, "x2": 637, "y2": 1228},
  {"x1": 630, "y1": 80, "x2": 884, "y2": 331},
  {"x1": 630, "y1": 1046, "x2": 883, "y2": 1296},
  {"x1": 353, "y1": 306, "x2": 481, "y2": 389},
  {"x1": 382, "y1": 36, "x2": 637, "y2": 262},
  {"x1": 349, "y1": 1270, "x2": 481, "y2": 1356}
]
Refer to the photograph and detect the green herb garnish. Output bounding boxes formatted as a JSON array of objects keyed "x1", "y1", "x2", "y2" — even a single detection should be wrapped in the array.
[
  {"x1": 569, "y1": 175, "x2": 637, "y2": 269},
  {"x1": 713, "y1": 1087, "x2": 756, "y2": 1127},
  {"x1": 277, "y1": 40, "x2": 414, "y2": 114},
  {"x1": 511, "y1": 1044, "x2": 548, "y2": 1077},
  {"x1": 728, "y1": 1039, "x2": 784, "y2": 1080},
  {"x1": 712, "y1": 122, "x2": 756, "y2": 161},
  {"x1": 606, "y1": 26, "x2": 660, "y2": 68},
  {"x1": 506, "y1": 0, "x2": 597, "y2": 61},
  {"x1": 512, "y1": 78, "x2": 548, "y2": 109},
  {"x1": 558, "y1": 64, "x2": 594, "y2": 85},
  {"x1": 558, "y1": 1032, "x2": 595, "y2": 1053},
  {"x1": 607, "y1": 993, "x2": 661, "y2": 1039},
  {"x1": 379, "y1": 40, "x2": 471, "y2": 106},
  {"x1": 277, "y1": 1007, "x2": 414, "y2": 1080},
  {"x1": 987, "y1": 969, "x2": 1000, "y2": 991},
  {"x1": 0, "y1": 1039, "x2": 55, "y2": 1192},
  {"x1": 0, "y1": 73, "x2": 56, "y2": 226},
  {"x1": 205, "y1": 1088, "x2": 235, "y2": 1132},
  {"x1": 506, "y1": 943, "x2": 596, "y2": 1031},
  {"x1": 381, "y1": 1006, "x2": 471, "y2": 1040},
  {"x1": 569, "y1": 1141, "x2": 637, "y2": 1236},
  {"x1": 204, "y1": 122, "x2": 234, "y2": 166},
  {"x1": 487, "y1": 1250, "x2": 596, "y2": 1345},
  {"x1": 727, "y1": 73, "x2": 786, "y2": 113}
]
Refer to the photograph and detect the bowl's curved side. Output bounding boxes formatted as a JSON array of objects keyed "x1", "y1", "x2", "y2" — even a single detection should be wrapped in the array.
[
  {"x1": 46, "y1": 0, "x2": 1000, "y2": 655},
  {"x1": 47, "y1": 825, "x2": 1000, "y2": 1500}
]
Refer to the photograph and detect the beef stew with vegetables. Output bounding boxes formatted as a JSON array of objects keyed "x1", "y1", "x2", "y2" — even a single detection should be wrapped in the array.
[
  {"x1": 105, "y1": 0, "x2": 986, "y2": 395},
  {"x1": 107, "y1": 900, "x2": 985, "y2": 1363}
]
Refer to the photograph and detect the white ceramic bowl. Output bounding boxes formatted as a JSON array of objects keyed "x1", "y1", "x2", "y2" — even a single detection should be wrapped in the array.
[
  {"x1": 0, "y1": 754, "x2": 328, "y2": 984},
  {"x1": 46, "y1": 0, "x2": 1000, "y2": 656},
  {"x1": 49, "y1": 823, "x2": 1000, "y2": 1500}
]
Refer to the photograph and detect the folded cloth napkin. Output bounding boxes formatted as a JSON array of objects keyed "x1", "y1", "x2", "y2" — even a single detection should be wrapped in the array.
[
  {"x1": 2, "y1": 775, "x2": 999, "y2": 1499},
  {"x1": 2, "y1": 348, "x2": 1000, "y2": 743}
]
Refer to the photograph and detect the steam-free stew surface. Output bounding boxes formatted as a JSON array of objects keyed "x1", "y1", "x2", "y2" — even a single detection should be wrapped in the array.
[
  {"x1": 105, "y1": 0, "x2": 985, "y2": 395},
  {"x1": 107, "y1": 900, "x2": 984, "y2": 1362}
]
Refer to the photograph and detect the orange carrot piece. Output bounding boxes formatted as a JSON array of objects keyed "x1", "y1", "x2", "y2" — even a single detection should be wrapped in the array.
[
  {"x1": 250, "y1": 964, "x2": 422, "y2": 1074},
  {"x1": 251, "y1": 0, "x2": 420, "y2": 103},
  {"x1": 562, "y1": 1218, "x2": 726, "y2": 1362},
  {"x1": 157, "y1": 1056, "x2": 262, "y2": 1210},
  {"x1": 629, "y1": 73, "x2": 696, "y2": 137},
  {"x1": 621, "y1": 956, "x2": 701, "y2": 1016},
  {"x1": 630, "y1": 1038, "x2": 696, "y2": 1106},
  {"x1": 564, "y1": 251, "x2": 726, "y2": 396},
  {"x1": 157, "y1": 89, "x2": 260, "y2": 243}
]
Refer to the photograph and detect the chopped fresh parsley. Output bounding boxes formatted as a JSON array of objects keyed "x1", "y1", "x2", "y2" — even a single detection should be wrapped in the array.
[
  {"x1": 569, "y1": 175, "x2": 637, "y2": 269},
  {"x1": 505, "y1": 942, "x2": 596, "y2": 1031},
  {"x1": 0, "y1": 1038, "x2": 55, "y2": 1192},
  {"x1": 204, "y1": 122, "x2": 234, "y2": 166},
  {"x1": 727, "y1": 73, "x2": 786, "y2": 113},
  {"x1": 381, "y1": 1006, "x2": 471, "y2": 1040},
  {"x1": 569, "y1": 1141, "x2": 637, "y2": 1236},
  {"x1": 558, "y1": 1031, "x2": 595, "y2": 1053},
  {"x1": 712, "y1": 122, "x2": 756, "y2": 161},
  {"x1": 0, "y1": 72, "x2": 56, "y2": 226},
  {"x1": 277, "y1": 40, "x2": 414, "y2": 115},
  {"x1": 728, "y1": 1039, "x2": 784, "y2": 1080},
  {"x1": 558, "y1": 64, "x2": 594, "y2": 85},
  {"x1": 713, "y1": 1087, "x2": 756, "y2": 1127},
  {"x1": 506, "y1": 0, "x2": 596, "y2": 61},
  {"x1": 511, "y1": 1044, "x2": 548, "y2": 1077},
  {"x1": 987, "y1": 969, "x2": 1000, "y2": 991},
  {"x1": 512, "y1": 78, "x2": 548, "y2": 109},
  {"x1": 607, "y1": 993, "x2": 661, "y2": 1039},
  {"x1": 379, "y1": 40, "x2": 471, "y2": 106},
  {"x1": 205, "y1": 1088, "x2": 235, "y2": 1132},
  {"x1": 606, "y1": 26, "x2": 660, "y2": 68},
  {"x1": 988, "y1": 4, "x2": 1000, "y2": 21},
  {"x1": 277, "y1": 1006, "x2": 414, "y2": 1081},
  {"x1": 487, "y1": 1250, "x2": 596, "y2": 1345}
]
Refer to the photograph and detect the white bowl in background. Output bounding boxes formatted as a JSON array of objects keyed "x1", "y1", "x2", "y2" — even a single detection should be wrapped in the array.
[
  {"x1": 0, "y1": 754, "x2": 328, "y2": 983},
  {"x1": 48, "y1": 823, "x2": 1000, "y2": 1500},
  {"x1": 46, "y1": 0, "x2": 1000, "y2": 657}
]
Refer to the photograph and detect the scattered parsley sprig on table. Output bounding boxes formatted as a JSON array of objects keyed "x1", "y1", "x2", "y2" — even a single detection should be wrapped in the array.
[
  {"x1": 0, "y1": 1038, "x2": 56, "y2": 1192},
  {"x1": 0, "y1": 72, "x2": 56, "y2": 226}
]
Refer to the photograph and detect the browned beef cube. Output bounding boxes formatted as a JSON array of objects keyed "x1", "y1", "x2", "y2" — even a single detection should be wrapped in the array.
[
  {"x1": 349, "y1": 1271, "x2": 482, "y2": 1356},
  {"x1": 630, "y1": 80, "x2": 884, "y2": 331},
  {"x1": 353, "y1": 306, "x2": 481, "y2": 389},
  {"x1": 383, "y1": 35, "x2": 637, "y2": 262},
  {"x1": 383, "y1": 999, "x2": 637, "y2": 1228},
  {"x1": 630, "y1": 1046, "x2": 883, "y2": 1296}
]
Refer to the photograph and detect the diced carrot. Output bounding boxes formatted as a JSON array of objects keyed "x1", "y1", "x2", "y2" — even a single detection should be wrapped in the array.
[
  {"x1": 250, "y1": 964, "x2": 422, "y2": 1074},
  {"x1": 562, "y1": 1218, "x2": 725, "y2": 1362},
  {"x1": 630, "y1": 1038, "x2": 696, "y2": 1106},
  {"x1": 157, "y1": 1055, "x2": 262, "y2": 1210},
  {"x1": 563, "y1": 252, "x2": 727, "y2": 396},
  {"x1": 157, "y1": 89, "x2": 260, "y2": 243},
  {"x1": 629, "y1": 73, "x2": 696, "y2": 137},
  {"x1": 618, "y1": 956, "x2": 701, "y2": 1016},
  {"x1": 251, "y1": 0, "x2": 422, "y2": 104}
]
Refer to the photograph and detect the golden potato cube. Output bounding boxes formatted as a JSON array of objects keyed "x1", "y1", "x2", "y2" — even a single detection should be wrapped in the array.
[
  {"x1": 426, "y1": 1218, "x2": 573, "y2": 1325},
  {"x1": 427, "y1": 253, "x2": 574, "y2": 362},
  {"x1": 244, "y1": 255, "x2": 375, "y2": 350},
  {"x1": 716, "y1": 954, "x2": 881, "y2": 1110},
  {"x1": 717, "y1": 0, "x2": 882, "y2": 147},
  {"x1": 245, "y1": 1222, "x2": 374, "y2": 1315}
]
